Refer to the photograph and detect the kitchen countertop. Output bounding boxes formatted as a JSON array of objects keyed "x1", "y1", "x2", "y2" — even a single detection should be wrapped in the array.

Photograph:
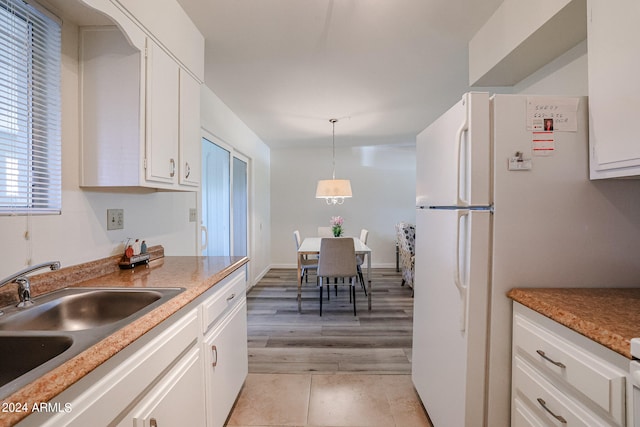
[
  {"x1": 0, "y1": 251, "x2": 248, "y2": 426},
  {"x1": 508, "y1": 287, "x2": 640, "y2": 359}
]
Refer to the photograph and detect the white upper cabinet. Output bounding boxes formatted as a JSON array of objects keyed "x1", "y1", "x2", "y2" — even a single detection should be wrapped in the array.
[
  {"x1": 588, "y1": 0, "x2": 640, "y2": 179},
  {"x1": 77, "y1": 0, "x2": 203, "y2": 190},
  {"x1": 145, "y1": 39, "x2": 180, "y2": 185},
  {"x1": 179, "y1": 70, "x2": 202, "y2": 187}
]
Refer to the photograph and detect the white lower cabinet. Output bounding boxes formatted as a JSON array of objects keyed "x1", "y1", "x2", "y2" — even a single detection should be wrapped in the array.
[
  {"x1": 204, "y1": 298, "x2": 248, "y2": 427},
  {"x1": 512, "y1": 303, "x2": 630, "y2": 426},
  {"x1": 200, "y1": 269, "x2": 248, "y2": 427},
  {"x1": 17, "y1": 269, "x2": 248, "y2": 427}
]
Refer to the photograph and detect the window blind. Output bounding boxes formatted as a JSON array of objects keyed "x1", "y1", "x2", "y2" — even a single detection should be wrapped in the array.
[{"x1": 0, "y1": 0, "x2": 61, "y2": 215}]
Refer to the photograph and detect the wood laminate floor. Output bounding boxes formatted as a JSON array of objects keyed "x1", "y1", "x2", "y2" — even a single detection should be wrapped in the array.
[{"x1": 246, "y1": 268, "x2": 414, "y2": 374}]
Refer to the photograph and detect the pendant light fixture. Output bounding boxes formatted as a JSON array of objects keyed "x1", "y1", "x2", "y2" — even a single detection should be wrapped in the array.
[{"x1": 315, "y1": 118, "x2": 352, "y2": 205}]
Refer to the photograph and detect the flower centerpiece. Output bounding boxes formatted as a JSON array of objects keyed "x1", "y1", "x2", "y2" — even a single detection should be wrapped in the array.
[{"x1": 330, "y1": 216, "x2": 344, "y2": 237}]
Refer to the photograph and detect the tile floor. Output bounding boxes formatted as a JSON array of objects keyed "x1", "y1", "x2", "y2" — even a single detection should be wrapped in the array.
[{"x1": 225, "y1": 373, "x2": 433, "y2": 427}]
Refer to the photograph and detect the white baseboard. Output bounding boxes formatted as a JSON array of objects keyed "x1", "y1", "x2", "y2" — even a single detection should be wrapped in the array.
[{"x1": 249, "y1": 265, "x2": 271, "y2": 290}]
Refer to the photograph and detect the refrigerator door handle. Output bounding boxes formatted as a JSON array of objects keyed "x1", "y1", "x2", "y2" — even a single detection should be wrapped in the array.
[
  {"x1": 455, "y1": 209, "x2": 469, "y2": 332},
  {"x1": 456, "y1": 94, "x2": 470, "y2": 207}
]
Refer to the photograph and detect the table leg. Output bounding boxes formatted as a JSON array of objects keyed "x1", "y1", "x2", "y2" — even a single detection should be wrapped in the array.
[
  {"x1": 367, "y1": 252, "x2": 372, "y2": 311},
  {"x1": 297, "y1": 254, "x2": 302, "y2": 312}
]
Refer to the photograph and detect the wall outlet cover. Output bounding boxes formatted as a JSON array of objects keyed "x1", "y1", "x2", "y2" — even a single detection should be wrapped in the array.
[{"x1": 107, "y1": 209, "x2": 124, "y2": 230}]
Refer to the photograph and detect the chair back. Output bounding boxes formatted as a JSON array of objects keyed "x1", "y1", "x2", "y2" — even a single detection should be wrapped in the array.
[
  {"x1": 356, "y1": 229, "x2": 369, "y2": 265},
  {"x1": 395, "y1": 222, "x2": 416, "y2": 287},
  {"x1": 317, "y1": 238, "x2": 357, "y2": 278},
  {"x1": 293, "y1": 230, "x2": 302, "y2": 249},
  {"x1": 317, "y1": 226, "x2": 333, "y2": 238}
]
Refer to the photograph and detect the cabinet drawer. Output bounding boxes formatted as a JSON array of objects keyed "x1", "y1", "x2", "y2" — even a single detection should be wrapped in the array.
[
  {"x1": 514, "y1": 313, "x2": 625, "y2": 425},
  {"x1": 201, "y1": 270, "x2": 246, "y2": 333},
  {"x1": 513, "y1": 397, "x2": 547, "y2": 427},
  {"x1": 513, "y1": 356, "x2": 612, "y2": 426}
]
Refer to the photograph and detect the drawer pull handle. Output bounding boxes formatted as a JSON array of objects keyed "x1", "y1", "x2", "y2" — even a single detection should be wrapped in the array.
[
  {"x1": 226, "y1": 293, "x2": 236, "y2": 302},
  {"x1": 537, "y1": 398, "x2": 567, "y2": 424},
  {"x1": 212, "y1": 345, "x2": 218, "y2": 367},
  {"x1": 169, "y1": 158, "x2": 176, "y2": 177},
  {"x1": 150, "y1": 418, "x2": 158, "y2": 427},
  {"x1": 536, "y1": 350, "x2": 566, "y2": 368}
]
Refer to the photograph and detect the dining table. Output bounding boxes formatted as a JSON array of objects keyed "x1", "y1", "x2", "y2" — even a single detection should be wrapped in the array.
[{"x1": 296, "y1": 237, "x2": 372, "y2": 312}]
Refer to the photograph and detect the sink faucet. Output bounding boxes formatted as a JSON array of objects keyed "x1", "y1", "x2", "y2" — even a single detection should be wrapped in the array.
[{"x1": 0, "y1": 261, "x2": 61, "y2": 308}]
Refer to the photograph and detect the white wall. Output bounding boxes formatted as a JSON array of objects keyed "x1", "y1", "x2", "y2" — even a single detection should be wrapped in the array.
[
  {"x1": 200, "y1": 87, "x2": 271, "y2": 286},
  {"x1": 0, "y1": 19, "x2": 199, "y2": 279},
  {"x1": 270, "y1": 143, "x2": 416, "y2": 268}
]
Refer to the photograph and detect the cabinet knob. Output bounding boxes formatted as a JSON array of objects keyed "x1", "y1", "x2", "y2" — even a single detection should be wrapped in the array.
[
  {"x1": 169, "y1": 158, "x2": 176, "y2": 177},
  {"x1": 150, "y1": 418, "x2": 158, "y2": 427}
]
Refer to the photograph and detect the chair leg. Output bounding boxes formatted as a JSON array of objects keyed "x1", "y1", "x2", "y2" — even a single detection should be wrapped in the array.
[
  {"x1": 319, "y1": 278, "x2": 323, "y2": 316},
  {"x1": 358, "y1": 268, "x2": 367, "y2": 296},
  {"x1": 334, "y1": 284, "x2": 338, "y2": 296},
  {"x1": 352, "y1": 283, "x2": 357, "y2": 316},
  {"x1": 327, "y1": 284, "x2": 330, "y2": 300}
]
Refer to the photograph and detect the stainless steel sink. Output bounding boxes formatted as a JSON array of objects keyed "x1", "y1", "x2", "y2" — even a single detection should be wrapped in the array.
[
  {"x1": 0, "y1": 334, "x2": 73, "y2": 388},
  {"x1": 0, "y1": 288, "x2": 176, "y2": 331},
  {"x1": 0, "y1": 287, "x2": 183, "y2": 399}
]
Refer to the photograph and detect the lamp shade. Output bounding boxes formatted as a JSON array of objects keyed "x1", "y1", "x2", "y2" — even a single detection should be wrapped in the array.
[{"x1": 315, "y1": 179, "x2": 352, "y2": 198}]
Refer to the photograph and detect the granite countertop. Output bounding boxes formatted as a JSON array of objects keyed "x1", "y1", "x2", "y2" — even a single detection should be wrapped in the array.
[
  {"x1": 0, "y1": 251, "x2": 248, "y2": 426},
  {"x1": 508, "y1": 287, "x2": 640, "y2": 359}
]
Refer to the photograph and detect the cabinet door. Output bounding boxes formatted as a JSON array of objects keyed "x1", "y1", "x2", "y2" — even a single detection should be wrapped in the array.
[
  {"x1": 588, "y1": 0, "x2": 640, "y2": 178},
  {"x1": 145, "y1": 39, "x2": 179, "y2": 184},
  {"x1": 128, "y1": 347, "x2": 206, "y2": 427},
  {"x1": 179, "y1": 70, "x2": 201, "y2": 187},
  {"x1": 204, "y1": 299, "x2": 248, "y2": 427}
]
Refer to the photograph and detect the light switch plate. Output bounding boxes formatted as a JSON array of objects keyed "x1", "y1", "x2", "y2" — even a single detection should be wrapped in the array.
[
  {"x1": 189, "y1": 208, "x2": 197, "y2": 222},
  {"x1": 107, "y1": 209, "x2": 124, "y2": 230}
]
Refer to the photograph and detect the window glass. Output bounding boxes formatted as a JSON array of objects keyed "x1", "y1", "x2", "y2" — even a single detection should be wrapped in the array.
[{"x1": 0, "y1": 0, "x2": 61, "y2": 214}]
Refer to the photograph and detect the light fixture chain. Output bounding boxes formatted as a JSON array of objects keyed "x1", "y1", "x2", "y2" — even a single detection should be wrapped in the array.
[{"x1": 331, "y1": 118, "x2": 337, "y2": 180}]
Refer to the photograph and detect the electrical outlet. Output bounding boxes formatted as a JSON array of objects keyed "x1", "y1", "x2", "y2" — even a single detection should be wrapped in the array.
[
  {"x1": 189, "y1": 208, "x2": 197, "y2": 222},
  {"x1": 107, "y1": 209, "x2": 124, "y2": 230}
]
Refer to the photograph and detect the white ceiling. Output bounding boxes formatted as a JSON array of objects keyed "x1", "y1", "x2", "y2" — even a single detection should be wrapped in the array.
[
  {"x1": 47, "y1": 0, "x2": 505, "y2": 149},
  {"x1": 174, "y1": 0, "x2": 505, "y2": 149}
]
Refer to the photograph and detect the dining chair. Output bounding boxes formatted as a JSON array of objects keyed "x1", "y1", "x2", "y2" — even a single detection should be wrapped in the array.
[
  {"x1": 317, "y1": 226, "x2": 333, "y2": 238},
  {"x1": 395, "y1": 222, "x2": 415, "y2": 296},
  {"x1": 294, "y1": 230, "x2": 317, "y2": 282},
  {"x1": 356, "y1": 229, "x2": 369, "y2": 296},
  {"x1": 316, "y1": 238, "x2": 358, "y2": 316}
]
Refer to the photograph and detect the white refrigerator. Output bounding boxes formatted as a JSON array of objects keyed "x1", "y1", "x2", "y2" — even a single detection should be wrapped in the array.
[{"x1": 412, "y1": 92, "x2": 640, "y2": 427}]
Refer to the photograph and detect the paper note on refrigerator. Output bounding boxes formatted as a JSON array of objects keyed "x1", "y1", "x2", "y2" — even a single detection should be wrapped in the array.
[
  {"x1": 532, "y1": 131, "x2": 555, "y2": 156},
  {"x1": 526, "y1": 96, "x2": 579, "y2": 132}
]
